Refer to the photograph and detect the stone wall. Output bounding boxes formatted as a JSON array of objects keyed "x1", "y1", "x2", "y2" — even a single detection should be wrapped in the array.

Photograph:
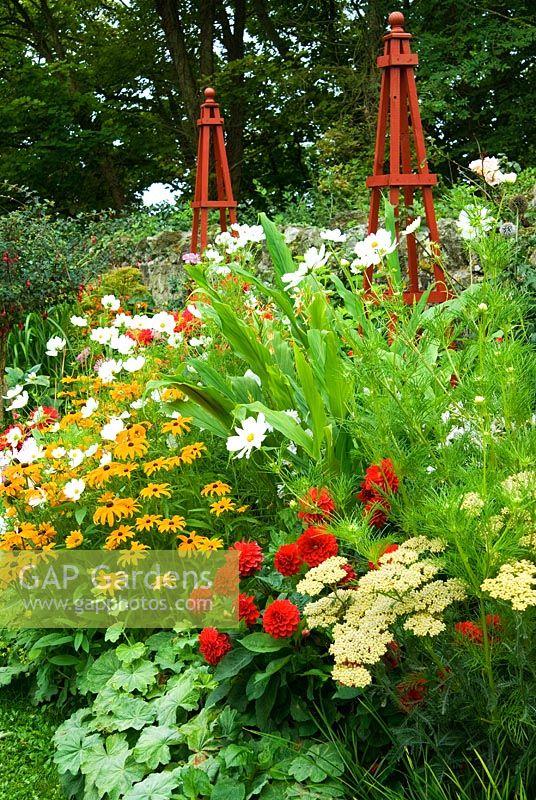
[{"x1": 134, "y1": 221, "x2": 477, "y2": 306}]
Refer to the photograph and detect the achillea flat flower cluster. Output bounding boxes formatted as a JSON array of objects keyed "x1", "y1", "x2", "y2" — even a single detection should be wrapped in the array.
[
  {"x1": 299, "y1": 536, "x2": 466, "y2": 688},
  {"x1": 481, "y1": 560, "x2": 536, "y2": 611}
]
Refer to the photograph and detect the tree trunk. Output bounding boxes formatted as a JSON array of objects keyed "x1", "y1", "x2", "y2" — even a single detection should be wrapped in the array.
[
  {"x1": 155, "y1": 0, "x2": 200, "y2": 155},
  {"x1": 199, "y1": 0, "x2": 215, "y2": 79},
  {"x1": 216, "y1": 0, "x2": 246, "y2": 197}
]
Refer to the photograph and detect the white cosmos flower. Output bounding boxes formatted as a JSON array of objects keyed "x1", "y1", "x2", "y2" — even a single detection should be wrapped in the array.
[
  {"x1": 303, "y1": 244, "x2": 329, "y2": 270},
  {"x1": 123, "y1": 355, "x2": 145, "y2": 373},
  {"x1": 127, "y1": 314, "x2": 152, "y2": 330},
  {"x1": 320, "y1": 228, "x2": 347, "y2": 243},
  {"x1": 230, "y1": 222, "x2": 265, "y2": 246},
  {"x1": 18, "y1": 437, "x2": 44, "y2": 464},
  {"x1": 186, "y1": 304, "x2": 201, "y2": 319},
  {"x1": 352, "y1": 229, "x2": 397, "y2": 269},
  {"x1": 6, "y1": 390, "x2": 29, "y2": 411},
  {"x1": 81, "y1": 397, "x2": 99, "y2": 418},
  {"x1": 113, "y1": 313, "x2": 133, "y2": 328},
  {"x1": 68, "y1": 448, "x2": 85, "y2": 469},
  {"x1": 226, "y1": 412, "x2": 271, "y2": 459},
  {"x1": 46, "y1": 336, "x2": 66, "y2": 357},
  {"x1": 284, "y1": 409, "x2": 301, "y2": 423},
  {"x1": 167, "y1": 332, "x2": 183, "y2": 349},
  {"x1": 188, "y1": 335, "x2": 212, "y2": 348},
  {"x1": 101, "y1": 294, "x2": 120, "y2": 310},
  {"x1": 63, "y1": 478, "x2": 86, "y2": 502},
  {"x1": 150, "y1": 389, "x2": 161, "y2": 402},
  {"x1": 6, "y1": 426, "x2": 24, "y2": 447},
  {"x1": 4, "y1": 384, "x2": 24, "y2": 400},
  {"x1": 212, "y1": 265, "x2": 231, "y2": 276},
  {"x1": 456, "y1": 206, "x2": 494, "y2": 240},
  {"x1": 100, "y1": 451, "x2": 113, "y2": 465},
  {"x1": 91, "y1": 326, "x2": 114, "y2": 345},
  {"x1": 150, "y1": 311, "x2": 177, "y2": 336},
  {"x1": 70, "y1": 315, "x2": 88, "y2": 327},
  {"x1": 204, "y1": 247, "x2": 224, "y2": 263},
  {"x1": 100, "y1": 417, "x2": 125, "y2": 441},
  {"x1": 51, "y1": 446, "x2": 66, "y2": 459},
  {"x1": 282, "y1": 262, "x2": 309, "y2": 290},
  {"x1": 130, "y1": 399, "x2": 146, "y2": 410},
  {"x1": 110, "y1": 334, "x2": 136, "y2": 355},
  {"x1": 97, "y1": 359, "x2": 123, "y2": 383},
  {"x1": 244, "y1": 369, "x2": 262, "y2": 386}
]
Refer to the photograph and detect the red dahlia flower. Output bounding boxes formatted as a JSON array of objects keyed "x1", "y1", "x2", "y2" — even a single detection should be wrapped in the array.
[
  {"x1": 357, "y1": 458, "x2": 399, "y2": 502},
  {"x1": 364, "y1": 497, "x2": 390, "y2": 528},
  {"x1": 230, "y1": 540, "x2": 263, "y2": 577},
  {"x1": 238, "y1": 593, "x2": 260, "y2": 626},
  {"x1": 263, "y1": 599, "x2": 300, "y2": 638},
  {"x1": 188, "y1": 586, "x2": 213, "y2": 616},
  {"x1": 297, "y1": 487, "x2": 336, "y2": 524},
  {"x1": 199, "y1": 627, "x2": 232, "y2": 665},
  {"x1": 296, "y1": 526, "x2": 338, "y2": 567},
  {"x1": 274, "y1": 543, "x2": 303, "y2": 576}
]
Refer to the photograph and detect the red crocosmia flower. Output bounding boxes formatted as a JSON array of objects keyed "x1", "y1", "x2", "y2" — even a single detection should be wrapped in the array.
[
  {"x1": 27, "y1": 406, "x2": 60, "y2": 429},
  {"x1": 263, "y1": 599, "x2": 300, "y2": 638},
  {"x1": 368, "y1": 543, "x2": 399, "y2": 570},
  {"x1": 297, "y1": 487, "x2": 336, "y2": 525},
  {"x1": 238, "y1": 593, "x2": 260, "y2": 626},
  {"x1": 396, "y1": 674, "x2": 428, "y2": 712},
  {"x1": 339, "y1": 564, "x2": 357, "y2": 584},
  {"x1": 455, "y1": 621, "x2": 483, "y2": 644},
  {"x1": 274, "y1": 543, "x2": 303, "y2": 576},
  {"x1": 296, "y1": 526, "x2": 338, "y2": 568},
  {"x1": 486, "y1": 614, "x2": 501, "y2": 628},
  {"x1": 230, "y1": 540, "x2": 264, "y2": 577},
  {"x1": 198, "y1": 627, "x2": 232, "y2": 665}
]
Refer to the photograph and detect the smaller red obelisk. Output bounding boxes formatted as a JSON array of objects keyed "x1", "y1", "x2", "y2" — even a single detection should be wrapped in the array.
[
  {"x1": 190, "y1": 87, "x2": 238, "y2": 253},
  {"x1": 365, "y1": 12, "x2": 450, "y2": 303}
]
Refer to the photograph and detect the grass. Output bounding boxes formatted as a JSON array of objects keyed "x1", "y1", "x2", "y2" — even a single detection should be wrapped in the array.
[{"x1": 0, "y1": 684, "x2": 64, "y2": 800}]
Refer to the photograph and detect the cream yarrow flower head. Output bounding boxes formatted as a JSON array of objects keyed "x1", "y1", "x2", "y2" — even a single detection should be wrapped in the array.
[
  {"x1": 297, "y1": 556, "x2": 351, "y2": 597},
  {"x1": 460, "y1": 491, "x2": 485, "y2": 516},
  {"x1": 501, "y1": 471, "x2": 535, "y2": 503},
  {"x1": 481, "y1": 560, "x2": 536, "y2": 611}
]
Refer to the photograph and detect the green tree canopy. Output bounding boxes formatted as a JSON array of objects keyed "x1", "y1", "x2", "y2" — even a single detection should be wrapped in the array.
[{"x1": 0, "y1": 0, "x2": 533, "y2": 213}]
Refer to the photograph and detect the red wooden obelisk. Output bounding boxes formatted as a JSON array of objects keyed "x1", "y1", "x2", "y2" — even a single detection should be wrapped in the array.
[
  {"x1": 190, "y1": 87, "x2": 238, "y2": 253},
  {"x1": 365, "y1": 11, "x2": 449, "y2": 304}
]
